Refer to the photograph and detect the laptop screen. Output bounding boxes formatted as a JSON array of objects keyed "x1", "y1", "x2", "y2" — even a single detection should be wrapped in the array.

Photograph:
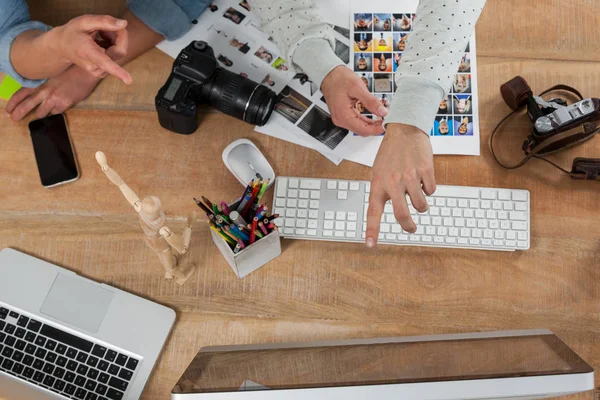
[{"x1": 173, "y1": 334, "x2": 592, "y2": 394}]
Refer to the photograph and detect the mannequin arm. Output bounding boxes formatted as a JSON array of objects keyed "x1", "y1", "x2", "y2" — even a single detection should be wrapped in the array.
[
  {"x1": 159, "y1": 226, "x2": 189, "y2": 255},
  {"x1": 95, "y1": 151, "x2": 142, "y2": 212}
]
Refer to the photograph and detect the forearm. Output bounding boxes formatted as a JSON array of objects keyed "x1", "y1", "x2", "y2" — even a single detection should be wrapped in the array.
[
  {"x1": 385, "y1": 0, "x2": 487, "y2": 135},
  {"x1": 10, "y1": 28, "x2": 71, "y2": 80},
  {"x1": 250, "y1": 0, "x2": 344, "y2": 88},
  {"x1": 115, "y1": 10, "x2": 164, "y2": 66}
]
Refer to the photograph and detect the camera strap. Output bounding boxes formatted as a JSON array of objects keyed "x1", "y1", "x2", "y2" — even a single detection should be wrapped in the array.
[{"x1": 490, "y1": 84, "x2": 600, "y2": 181}]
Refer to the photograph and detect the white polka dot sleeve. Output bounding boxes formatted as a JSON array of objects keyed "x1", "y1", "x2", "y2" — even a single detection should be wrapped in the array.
[
  {"x1": 249, "y1": 0, "x2": 345, "y2": 88},
  {"x1": 384, "y1": 0, "x2": 486, "y2": 135}
]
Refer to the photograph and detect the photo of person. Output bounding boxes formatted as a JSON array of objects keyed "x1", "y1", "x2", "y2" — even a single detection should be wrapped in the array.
[
  {"x1": 272, "y1": 57, "x2": 288, "y2": 71},
  {"x1": 298, "y1": 106, "x2": 349, "y2": 150},
  {"x1": 209, "y1": 3, "x2": 218, "y2": 12},
  {"x1": 373, "y1": 53, "x2": 392, "y2": 72},
  {"x1": 376, "y1": 93, "x2": 392, "y2": 111},
  {"x1": 354, "y1": 14, "x2": 373, "y2": 31},
  {"x1": 393, "y1": 33, "x2": 408, "y2": 51},
  {"x1": 453, "y1": 94, "x2": 472, "y2": 114},
  {"x1": 254, "y1": 46, "x2": 274, "y2": 64},
  {"x1": 433, "y1": 116, "x2": 453, "y2": 136},
  {"x1": 465, "y1": 42, "x2": 471, "y2": 53},
  {"x1": 437, "y1": 96, "x2": 451, "y2": 114},
  {"x1": 334, "y1": 40, "x2": 350, "y2": 64},
  {"x1": 354, "y1": 53, "x2": 372, "y2": 72},
  {"x1": 374, "y1": 14, "x2": 393, "y2": 31},
  {"x1": 458, "y1": 53, "x2": 471, "y2": 72},
  {"x1": 394, "y1": 13, "x2": 412, "y2": 31},
  {"x1": 393, "y1": 53, "x2": 402, "y2": 71},
  {"x1": 358, "y1": 72, "x2": 373, "y2": 92},
  {"x1": 217, "y1": 54, "x2": 233, "y2": 67},
  {"x1": 239, "y1": 0, "x2": 251, "y2": 11},
  {"x1": 453, "y1": 74, "x2": 472, "y2": 93},
  {"x1": 275, "y1": 86, "x2": 312, "y2": 124},
  {"x1": 292, "y1": 73, "x2": 320, "y2": 97},
  {"x1": 374, "y1": 33, "x2": 393, "y2": 52},
  {"x1": 229, "y1": 37, "x2": 251, "y2": 54},
  {"x1": 261, "y1": 74, "x2": 276, "y2": 87},
  {"x1": 373, "y1": 73, "x2": 393, "y2": 92},
  {"x1": 223, "y1": 7, "x2": 246, "y2": 25},
  {"x1": 354, "y1": 33, "x2": 373, "y2": 52},
  {"x1": 454, "y1": 116, "x2": 474, "y2": 135}
]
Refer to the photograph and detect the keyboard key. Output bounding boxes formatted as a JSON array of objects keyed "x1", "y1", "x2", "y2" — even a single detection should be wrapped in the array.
[
  {"x1": 323, "y1": 230, "x2": 333, "y2": 237},
  {"x1": 16, "y1": 316, "x2": 29, "y2": 327},
  {"x1": 285, "y1": 209, "x2": 296, "y2": 218},
  {"x1": 27, "y1": 320, "x2": 41, "y2": 332},
  {"x1": 75, "y1": 375, "x2": 87, "y2": 386},
  {"x1": 54, "y1": 379, "x2": 66, "y2": 392},
  {"x1": 75, "y1": 388, "x2": 87, "y2": 399},
  {"x1": 9, "y1": 311, "x2": 19, "y2": 319},
  {"x1": 65, "y1": 383, "x2": 76, "y2": 395},
  {"x1": 87, "y1": 356, "x2": 99, "y2": 368},
  {"x1": 35, "y1": 336, "x2": 46, "y2": 347},
  {"x1": 35, "y1": 348, "x2": 46, "y2": 359},
  {"x1": 98, "y1": 360, "x2": 109, "y2": 372},
  {"x1": 309, "y1": 210, "x2": 319, "y2": 219},
  {"x1": 108, "y1": 364, "x2": 120, "y2": 375},
  {"x1": 335, "y1": 221, "x2": 345, "y2": 230},
  {"x1": 337, "y1": 191, "x2": 348, "y2": 200},
  {"x1": 15, "y1": 339, "x2": 26, "y2": 350},
  {"x1": 276, "y1": 178, "x2": 287, "y2": 197},
  {"x1": 23, "y1": 366, "x2": 34, "y2": 378},
  {"x1": 515, "y1": 202, "x2": 527, "y2": 211},
  {"x1": 295, "y1": 228, "x2": 306, "y2": 235},
  {"x1": 300, "y1": 179, "x2": 321, "y2": 190},
  {"x1": 13, "y1": 327, "x2": 24, "y2": 338},
  {"x1": 326, "y1": 181, "x2": 336, "y2": 189},
  {"x1": 298, "y1": 190, "x2": 309, "y2": 199},
  {"x1": 5, "y1": 324, "x2": 16, "y2": 335},
  {"x1": 286, "y1": 199, "x2": 297, "y2": 208},
  {"x1": 78, "y1": 364, "x2": 89, "y2": 375},
  {"x1": 335, "y1": 211, "x2": 346, "y2": 220},
  {"x1": 518, "y1": 241, "x2": 528, "y2": 248},
  {"x1": 349, "y1": 182, "x2": 360, "y2": 191},
  {"x1": 88, "y1": 368, "x2": 100, "y2": 380},
  {"x1": 54, "y1": 367, "x2": 65, "y2": 379},
  {"x1": 307, "y1": 220, "x2": 318, "y2": 229},
  {"x1": 45, "y1": 340, "x2": 57, "y2": 351},
  {"x1": 96, "y1": 384, "x2": 108, "y2": 395},
  {"x1": 458, "y1": 238, "x2": 468, "y2": 245},
  {"x1": 5, "y1": 335, "x2": 15, "y2": 346},
  {"x1": 25, "y1": 332, "x2": 36, "y2": 343},
  {"x1": 13, "y1": 350, "x2": 24, "y2": 362},
  {"x1": 334, "y1": 231, "x2": 345, "y2": 238},
  {"x1": 310, "y1": 191, "x2": 320, "y2": 199},
  {"x1": 43, "y1": 375, "x2": 55, "y2": 387},
  {"x1": 338, "y1": 181, "x2": 349, "y2": 190},
  {"x1": 33, "y1": 371, "x2": 44, "y2": 383},
  {"x1": 512, "y1": 222, "x2": 527, "y2": 231},
  {"x1": 108, "y1": 376, "x2": 129, "y2": 392},
  {"x1": 287, "y1": 189, "x2": 298, "y2": 198},
  {"x1": 288, "y1": 179, "x2": 299, "y2": 189},
  {"x1": 481, "y1": 190, "x2": 496, "y2": 199},
  {"x1": 57, "y1": 355, "x2": 67, "y2": 367},
  {"x1": 106, "y1": 388, "x2": 124, "y2": 400},
  {"x1": 43, "y1": 363, "x2": 54, "y2": 374},
  {"x1": 309, "y1": 200, "x2": 319, "y2": 209},
  {"x1": 67, "y1": 360, "x2": 78, "y2": 371},
  {"x1": 86, "y1": 392, "x2": 98, "y2": 400},
  {"x1": 65, "y1": 371, "x2": 76, "y2": 383},
  {"x1": 125, "y1": 358, "x2": 138, "y2": 371},
  {"x1": 347, "y1": 222, "x2": 357, "y2": 231},
  {"x1": 23, "y1": 355, "x2": 34, "y2": 366},
  {"x1": 512, "y1": 191, "x2": 528, "y2": 201},
  {"x1": 86, "y1": 380, "x2": 97, "y2": 391},
  {"x1": 33, "y1": 358, "x2": 44, "y2": 370},
  {"x1": 77, "y1": 352, "x2": 88, "y2": 363},
  {"x1": 45, "y1": 352, "x2": 57, "y2": 363},
  {"x1": 509, "y1": 211, "x2": 527, "y2": 221}
]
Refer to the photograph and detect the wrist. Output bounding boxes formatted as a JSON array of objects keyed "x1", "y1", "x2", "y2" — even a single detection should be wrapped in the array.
[
  {"x1": 385, "y1": 123, "x2": 429, "y2": 139},
  {"x1": 42, "y1": 27, "x2": 71, "y2": 66}
]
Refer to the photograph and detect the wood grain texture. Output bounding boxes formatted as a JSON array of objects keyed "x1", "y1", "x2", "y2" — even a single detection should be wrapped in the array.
[{"x1": 1, "y1": 0, "x2": 600, "y2": 399}]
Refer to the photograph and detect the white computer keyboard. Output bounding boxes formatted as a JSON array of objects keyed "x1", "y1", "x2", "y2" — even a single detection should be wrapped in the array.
[{"x1": 272, "y1": 177, "x2": 530, "y2": 251}]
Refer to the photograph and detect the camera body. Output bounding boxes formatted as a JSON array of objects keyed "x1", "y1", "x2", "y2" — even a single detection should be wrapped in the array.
[{"x1": 156, "y1": 41, "x2": 276, "y2": 135}]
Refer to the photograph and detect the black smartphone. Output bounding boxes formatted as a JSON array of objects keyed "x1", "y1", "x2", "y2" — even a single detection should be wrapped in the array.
[{"x1": 28, "y1": 114, "x2": 80, "y2": 188}]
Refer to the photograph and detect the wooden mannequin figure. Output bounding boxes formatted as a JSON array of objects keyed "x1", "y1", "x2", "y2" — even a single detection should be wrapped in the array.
[{"x1": 95, "y1": 151, "x2": 196, "y2": 285}]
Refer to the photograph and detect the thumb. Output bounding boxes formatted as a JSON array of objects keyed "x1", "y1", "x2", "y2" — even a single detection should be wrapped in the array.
[
  {"x1": 76, "y1": 15, "x2": 128, "y2": 32},
  {"x1": 354, "y1": 87, "x2": 387, "y2": 118}
]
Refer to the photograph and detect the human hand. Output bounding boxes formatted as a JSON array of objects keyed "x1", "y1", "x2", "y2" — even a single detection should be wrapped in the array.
[
  {"x1": 6, "y1": 65, "x2": 102, "y2": 121},
  {"x1": 50, "y1": 15, "x2": 131, "y2": 83},
  {"x1": 321, "y1": 66, "x2": 387, "y2": 136},
  {"x1": 366, "y1": 124, "x2": 436, "y2": 248}
]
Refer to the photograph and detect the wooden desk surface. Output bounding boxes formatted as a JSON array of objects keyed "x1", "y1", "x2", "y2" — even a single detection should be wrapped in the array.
[{"x1": 1, "y1": 1, "x2": 599, "y2": 398}]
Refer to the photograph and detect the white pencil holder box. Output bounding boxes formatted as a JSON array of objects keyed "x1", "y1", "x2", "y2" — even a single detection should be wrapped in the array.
[{"x1": 210, "y1": 139, "x2": 281, "y2": 278}]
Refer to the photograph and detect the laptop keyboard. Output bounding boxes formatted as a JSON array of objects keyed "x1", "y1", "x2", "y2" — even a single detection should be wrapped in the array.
[{"x1": 0, "y1": 306, "x2": 139, "y2": 400}]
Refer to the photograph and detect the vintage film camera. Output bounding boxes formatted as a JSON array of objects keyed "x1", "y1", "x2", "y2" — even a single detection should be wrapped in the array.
[
  {"x1": 156, "y1": 41, "x2": 276, "y2": 135},
  {"x1": 491, "y1": 76, "x2": 600, "y2": 180}
]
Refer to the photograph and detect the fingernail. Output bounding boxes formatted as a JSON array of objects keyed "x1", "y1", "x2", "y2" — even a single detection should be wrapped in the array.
[
  {"x1": 116, "y1": 19, "x2": 127, "y2": 27},
  {"x1": 377, "y1": 106, "x2": 388, "y2": 116},
  {"x1": 366, "y1": 237, "x2": 375, "y2": 248}
]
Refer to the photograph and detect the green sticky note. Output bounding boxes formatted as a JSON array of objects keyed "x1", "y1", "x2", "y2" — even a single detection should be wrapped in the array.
[{"x1": 0, "y1": 75, "x2": 21, "y2": 101}]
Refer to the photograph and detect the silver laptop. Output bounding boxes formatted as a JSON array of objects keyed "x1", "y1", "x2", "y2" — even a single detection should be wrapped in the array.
[
  {"x1": 172, "y1": 330, "x2": 594, "y2": 399},
  {"x1": 0, "y1": 248, "x2": 175, "y2": 400}
]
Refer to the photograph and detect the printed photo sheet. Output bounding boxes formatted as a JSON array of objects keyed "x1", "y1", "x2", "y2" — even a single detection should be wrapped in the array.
[
  {"x1": 347, "y1": 0, "x2": 481, "y2": 162},
  {"x1": 156, "y1": 0, "x2": 295, "y2": 94}
]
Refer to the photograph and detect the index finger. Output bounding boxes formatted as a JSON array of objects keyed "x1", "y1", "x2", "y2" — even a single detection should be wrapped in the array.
[
  {"x1": 110, "y1": 28, "x2": 129, "y2": 60},
  {"x1": 87, "y1": 48, "x2": 132, "y2": 84},
  {"x1": 365, "y1": 186, "x2": 387, "y2": 248},
  {"x1": 342, "y1": 110, "x2": 385, "y2": 136}
]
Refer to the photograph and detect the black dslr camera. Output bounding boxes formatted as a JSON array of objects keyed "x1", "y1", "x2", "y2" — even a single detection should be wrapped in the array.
[{"x1": 156, "y1": 41, "x2": 276, "y2": 135}]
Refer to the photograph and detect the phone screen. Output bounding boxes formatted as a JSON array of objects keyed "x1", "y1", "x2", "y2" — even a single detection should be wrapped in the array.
[{"x1": 29, "y1": 114, "x2": 79, "y2": 187}]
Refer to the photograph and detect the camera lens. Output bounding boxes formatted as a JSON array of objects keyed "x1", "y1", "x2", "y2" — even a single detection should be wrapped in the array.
[{"x1": 199, "y1": 69, "x2": 276, "y2": 126}]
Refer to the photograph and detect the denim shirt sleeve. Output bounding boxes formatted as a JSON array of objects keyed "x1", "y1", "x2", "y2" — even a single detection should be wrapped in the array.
[
  {"x1": 0, "y1": 0, "x2": 50, "y2": 88},
  {"x1": 127, "y1": 0, "x2": 210, "y2": 41}
]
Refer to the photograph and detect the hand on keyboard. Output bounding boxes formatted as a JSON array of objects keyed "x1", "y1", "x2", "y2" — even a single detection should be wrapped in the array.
[{"x1": 367, "y1": 124, "x2": 436, "y2": 247}]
